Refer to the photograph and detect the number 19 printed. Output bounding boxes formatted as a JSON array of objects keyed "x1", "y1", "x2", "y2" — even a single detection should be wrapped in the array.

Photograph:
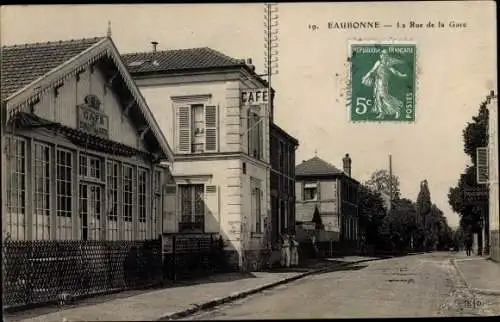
[{"x1": 349, "y1": 42, "x2": 416, "y2": 122}]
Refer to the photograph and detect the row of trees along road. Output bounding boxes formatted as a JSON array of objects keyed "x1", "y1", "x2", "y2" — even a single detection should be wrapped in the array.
[
  {"x1": 358, "y1": 169, "x2": 454, "y2": 253},
  {"x1": 448, "y1": 97, "x2": 490, "y2": 253}
]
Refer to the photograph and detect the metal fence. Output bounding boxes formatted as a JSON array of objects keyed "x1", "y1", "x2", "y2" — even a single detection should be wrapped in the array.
[
  {"x1": 162, "y1": 233, "x2": 230, "y2": 281},
  {"x1": 2, "y1": 239, "x2": 162, "y2": 310},
  {"x1": 2, "y1": 235, "x2": 230, "y2": 310}
]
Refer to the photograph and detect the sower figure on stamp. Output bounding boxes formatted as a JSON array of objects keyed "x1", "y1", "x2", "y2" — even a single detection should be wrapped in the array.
[{"x1": 361, "y1": 49, "x2": 407, "y2": 119}]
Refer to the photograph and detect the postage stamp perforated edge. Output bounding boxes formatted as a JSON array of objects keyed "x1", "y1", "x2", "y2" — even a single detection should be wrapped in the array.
[{"x1": 344, "y1": 37, "x2": 420, "y2": 124}]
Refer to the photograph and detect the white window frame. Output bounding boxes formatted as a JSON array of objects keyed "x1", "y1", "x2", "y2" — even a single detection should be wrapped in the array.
[
  {"x1": 137, "y1": 167, "x2": 148, "y2": 240},
  {"x1": 56, "y1": 148, "x2": 74, "y2": 240},
  {"x1": 5, "y1": 136, "x2": 28, "y2": 240},
  {"x1": 106, "y1": 160, "x2": 121, "y2": 240},
  {"x1": 303, "y1": 182, "x2": 318, "y2": 201},
  {"x1": 173, "y1": 95, "x2": 218, "y2": 155},
  {"x1": 33, "y1": 141, "x2": 51, "y2": 240},
  {"x1": 122, "y1": 164, "x2": 135, "y2": 240},
  {"x1": 152, "y1": 170, "x2": 162, "y2": 238},
  {"x1": 178, "y1": 184, "x2": 205, "y2": 232},
  {"x1": 251, "y1": 177, "x2": 263, "y2": 234}
]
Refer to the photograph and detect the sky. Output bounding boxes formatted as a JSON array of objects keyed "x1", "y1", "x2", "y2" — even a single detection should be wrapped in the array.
[{"x1": 1, "y1": 2, "x2": 497, "y2": 228}]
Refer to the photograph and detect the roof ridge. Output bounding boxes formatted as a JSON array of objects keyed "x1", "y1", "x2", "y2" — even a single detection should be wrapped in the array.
[
  {"x1": 122, "y1": 46, "x2": 209, "y2": 57},
  {"x1": 203, "y1": 47, "x2": 244, "y2": 64},
  {"x1": 122, "y1": 47, "x2": 244, "y2": 65},
  {"x1": 1, "y1": 36, "x2": 105, "y2": 50}
]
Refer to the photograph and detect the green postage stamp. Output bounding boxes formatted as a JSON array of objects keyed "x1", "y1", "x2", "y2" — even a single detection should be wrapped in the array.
[{"x1": 349, "y1": 41, "x2": 416, "y2": 122}]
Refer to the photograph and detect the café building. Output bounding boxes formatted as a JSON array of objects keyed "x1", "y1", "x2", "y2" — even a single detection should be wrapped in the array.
[{"x1": 1, "y1": 36, "x2": 174, "y2": 242}]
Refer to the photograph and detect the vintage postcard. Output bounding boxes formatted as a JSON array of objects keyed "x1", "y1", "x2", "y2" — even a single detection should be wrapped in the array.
[{"x1": 1, "y1": 1, "x2": 498, "y2": 320}]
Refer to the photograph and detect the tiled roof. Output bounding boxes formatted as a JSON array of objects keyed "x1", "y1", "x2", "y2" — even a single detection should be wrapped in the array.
[
  {"x1": 122, "y1": 47, "x2": 247, "y2": 74},
  {"x1": 1, "y1": 37, "x2": 105, "y2": 99},
  {"x1": 295, "y1": 156, "x2": 345, "y2": 177}
]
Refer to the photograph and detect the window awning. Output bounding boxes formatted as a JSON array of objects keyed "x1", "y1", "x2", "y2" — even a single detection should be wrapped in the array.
[{"x1": 8, "y1": 111, "x2": 146, "y2": 158}]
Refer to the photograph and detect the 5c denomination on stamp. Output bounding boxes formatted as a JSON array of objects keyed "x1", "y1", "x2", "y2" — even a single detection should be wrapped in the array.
[{"x1": 349, "y1": 41, "x2": 416, "y2": 122}]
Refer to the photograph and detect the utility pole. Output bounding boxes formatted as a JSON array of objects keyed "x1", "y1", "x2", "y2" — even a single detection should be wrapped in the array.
[
  {"x1": 264, "y1": 3, "x2": 279, "y2": 247},
  {"x1": 264, "y1": 2, "x2": 279, "y2": 121}
]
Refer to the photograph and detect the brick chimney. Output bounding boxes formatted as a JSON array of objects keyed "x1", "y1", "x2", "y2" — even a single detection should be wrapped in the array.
[
  {"x1": 151, "y1": 41, "x2": 158, "y2": 53},
  {"x1": 246, "y1": 58, "x2": 256, "y2": 72},
  {"x1": 342, "y1": 153, "x2": 352, "y2": 177}
]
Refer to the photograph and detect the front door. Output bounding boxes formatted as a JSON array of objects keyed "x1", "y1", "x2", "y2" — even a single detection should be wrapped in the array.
[{"x1": 79, "y1": 183, "x2": 102, "y2": 240}]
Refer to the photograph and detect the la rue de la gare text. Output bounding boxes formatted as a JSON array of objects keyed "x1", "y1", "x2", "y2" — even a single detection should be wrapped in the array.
[{"x1": 325, "y1": 21, "x2": 467, "y2": 29}]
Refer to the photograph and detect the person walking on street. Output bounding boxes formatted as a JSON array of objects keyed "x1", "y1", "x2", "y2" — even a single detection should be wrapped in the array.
[{"x1": 464, "y1": 231, "x2": 472, "y2": 256}]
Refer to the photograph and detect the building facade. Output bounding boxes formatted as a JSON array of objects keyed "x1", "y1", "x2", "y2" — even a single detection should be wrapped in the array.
[
  {"x1": 1, "y1": 37, "x2": 174, "y2": 242},
  {"x1": 122, "y1": 47, "x2": 280, "y2": 271},
  {"x1": 270, "y1": 122, "x2": 299, "y2": 245},
  {"x1": 488, "y1": 92, "x2": 499, "y2": 261},
  {"x1": 295, "y1": 155, "x2": 360, "y2": 245}
]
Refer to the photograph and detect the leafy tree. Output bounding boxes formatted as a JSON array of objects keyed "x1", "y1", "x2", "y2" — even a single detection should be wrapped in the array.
[
  {"x1": 448, "y1": 98, "x2": 489, "y2": 250},
  {"x1": 463, "y1": 102, "x2": 489, "y2": 165},
  {"x1": 416, "y1": 180, "x2": 432, "y2": 220},
  {"x1": 358, "y1": 184, "x2": 387, "y2": 247},
  {"x1": 378, "y1": 198, "x2": 418, "y2": 251},
  {"x1": 416, "y1": 180, "x2": 432, "y2": 250},
  {"x1": 365, "y1": 169, "x2": 401, "y2": 204}
]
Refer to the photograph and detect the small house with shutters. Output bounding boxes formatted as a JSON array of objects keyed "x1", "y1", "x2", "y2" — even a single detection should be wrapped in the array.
[
  {"x1": 295, "y1": 155, "x2": 360, "y2": 246},
  {"x1": 122, "y1": 45, "x2": 276, "y2": 271},
  {"x1": 1, "y1": 36, "x2": 175, "y2": 242}
]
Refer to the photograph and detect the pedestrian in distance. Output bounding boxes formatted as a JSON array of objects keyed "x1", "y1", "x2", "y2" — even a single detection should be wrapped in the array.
[
  {"x1": 280, "y1": 232, "x2": 291, "y2": 268},
  {"x1": 290, "y1": 235, "x2": 299, "y2": 267},
  {"x1": 464, "y1": 231, "x2": 472, "y2": 256}
]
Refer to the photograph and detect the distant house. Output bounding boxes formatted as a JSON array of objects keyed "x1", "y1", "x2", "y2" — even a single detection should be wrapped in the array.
[{"x1": 295, "y1": 155, "x2": 360, "y2": 246}]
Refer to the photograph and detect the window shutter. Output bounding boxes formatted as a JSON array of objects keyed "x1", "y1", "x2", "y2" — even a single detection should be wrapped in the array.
[
  {"x1": 178, "y1": 106, "x2": 191, "y2": 153},
  {"x1": 247, "y1": 108, "x2": 253, "y2": 156},
  {"x1": 163, "y1": 184, "x2": 177, "y2": 233},
  {"x1": 205, "y1": 105, "x2": 218, "y2": 152},
  {"x1": 204, "y1": 185, "x2": 219, "y2": 233},
  {"x1": 476, "y1": 147, "x2": 488, "y2": 184}
]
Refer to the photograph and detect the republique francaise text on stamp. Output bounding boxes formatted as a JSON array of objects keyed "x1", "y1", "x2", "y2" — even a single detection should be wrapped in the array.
[{"x1": 349, "y1": 41, "x2": 416, "y2": 122}]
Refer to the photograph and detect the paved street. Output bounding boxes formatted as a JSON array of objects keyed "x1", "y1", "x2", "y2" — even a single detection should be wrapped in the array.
[{"x1": 183, "y1": 253, "x2": 499, "y2": 319}]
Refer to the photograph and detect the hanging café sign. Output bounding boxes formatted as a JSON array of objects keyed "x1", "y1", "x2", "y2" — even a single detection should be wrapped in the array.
[{"x1": 77, "y1": 94, "x2": 109, "y2": 137}]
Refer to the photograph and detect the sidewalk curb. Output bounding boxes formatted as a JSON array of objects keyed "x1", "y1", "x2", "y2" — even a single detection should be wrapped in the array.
[
  {"x1": 450, "y1": 258, "x2": 500, "y2": 296},
  {"x1": 157, "y1": 256, "x2": 394, "y2": 321},
  {"x1": 450, "y1": 258, "x2": 471, "y2": 289}
]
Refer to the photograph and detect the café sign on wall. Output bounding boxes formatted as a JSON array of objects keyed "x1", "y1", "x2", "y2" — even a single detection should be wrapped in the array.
[
  {"x1": 241, "y1": 88, "x2": 269, "y2": 106},
  {"x1": 77, "y1": 94, "x2": 109, "y2": 137}
]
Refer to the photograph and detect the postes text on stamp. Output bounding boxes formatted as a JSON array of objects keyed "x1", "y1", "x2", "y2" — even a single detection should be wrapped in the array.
[{"x1": 349, "y1": 42, "x2": 416, "y2": 122}]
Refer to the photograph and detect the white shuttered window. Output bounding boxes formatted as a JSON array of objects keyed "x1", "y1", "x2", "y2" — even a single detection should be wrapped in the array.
[{"x1": 177, "y1": 104, "x2": 218, "y2": 153}]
